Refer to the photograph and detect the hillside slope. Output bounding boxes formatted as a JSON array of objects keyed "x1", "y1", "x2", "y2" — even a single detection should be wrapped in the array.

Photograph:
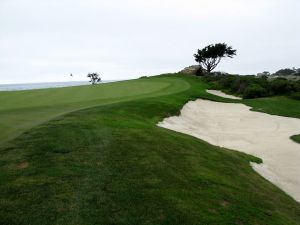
[{"x1": 0, "y1": 74, "x2": 300, "y2": 225}]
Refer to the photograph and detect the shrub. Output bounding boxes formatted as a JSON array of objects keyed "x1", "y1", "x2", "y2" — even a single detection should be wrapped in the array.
[
  {"x1": 201, "y1": 73, "x2": 299, "y2": 100},
  {"x1": 290, "y1": 92, "x2": 300, "y2": 100},
  {"x1": 196, "y1": 67, "x2": 205, "y2": 76},
  {"x1": 274, "y1": 68, "x2": 295, "y2": 76},
  {"x1": 243, "y1": 84, "x2": 268, "y2": 99},
  {"x1": 270, "y1": 79, "x2": 294, "y2": 95}
]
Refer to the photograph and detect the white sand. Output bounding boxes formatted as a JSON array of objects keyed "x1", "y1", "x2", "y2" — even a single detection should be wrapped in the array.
[
  {"x1": 158, "y1": 99, "x2": 300, "y2": 202},
  {"x1": 207, "y1": 90, "x2": 242, "y2": 100}
]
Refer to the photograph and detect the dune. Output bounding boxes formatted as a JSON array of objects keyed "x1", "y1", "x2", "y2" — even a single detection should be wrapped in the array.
[
  {"x1": 158, "y1": 99, "x2": 300, "y2": 202},
  {"x1": 207, "y1": 89, "x2": 242, "y2": 99}
]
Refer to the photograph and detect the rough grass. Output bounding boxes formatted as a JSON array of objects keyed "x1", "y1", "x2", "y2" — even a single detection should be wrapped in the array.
[{"x1": 0, "y1": 74, "x2": 300, "y2": 225}]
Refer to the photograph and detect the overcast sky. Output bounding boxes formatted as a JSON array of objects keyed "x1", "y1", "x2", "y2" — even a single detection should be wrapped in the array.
[{"x1": 0, "y1": 0, "x2": 299, "y2": 84}]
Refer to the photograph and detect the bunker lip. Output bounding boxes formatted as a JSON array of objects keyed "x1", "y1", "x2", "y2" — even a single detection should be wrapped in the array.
[
  {"x1": 207, "y1": 89, "x2": 242, "y2": 100},
  {"x1": 158, "y1": 99, "x2": 300, "y2": 203}
]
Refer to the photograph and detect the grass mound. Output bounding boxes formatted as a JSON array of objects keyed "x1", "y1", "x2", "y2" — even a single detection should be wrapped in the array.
[{"x1": 1, "y1": 75, "x2": 300, "y2": 224}]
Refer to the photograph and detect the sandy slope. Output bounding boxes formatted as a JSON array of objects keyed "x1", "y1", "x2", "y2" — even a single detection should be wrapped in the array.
[
  {"x1": 158, "y1": 99, "x2": 300, "y2": 202},
  {"x1": 207, "y1": 90, "x2": 242, "y2": 99}
]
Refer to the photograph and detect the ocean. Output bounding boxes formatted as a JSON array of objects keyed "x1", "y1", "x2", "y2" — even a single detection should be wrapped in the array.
[{"x1": 0, "y1": 80, "x2": 116, "y2": 91}]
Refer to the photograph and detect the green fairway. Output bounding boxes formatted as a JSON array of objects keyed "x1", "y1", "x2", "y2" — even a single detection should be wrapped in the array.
[
  {"x1": 1, "y1": 74, "x2": 300, "y2": 224},
  {"x1": 0, "y1": 77, "x2": 190, "y2": 145}
]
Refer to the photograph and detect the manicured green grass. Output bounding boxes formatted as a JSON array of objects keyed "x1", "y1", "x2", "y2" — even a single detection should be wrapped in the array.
[
  {"x1": 0, "y1": 77, "x2": 190, "y2": 145},
  {"x1": 244, "y1": 96, "x2": 300, "y2": 119},
  {"x1": 0, "y1": 74, "x2": 300, "y2": 225}
]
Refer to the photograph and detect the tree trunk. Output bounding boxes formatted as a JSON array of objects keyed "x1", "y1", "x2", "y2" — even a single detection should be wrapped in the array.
[{"x1": 206, "y1": 65, "x2": 212, "y2": 74}]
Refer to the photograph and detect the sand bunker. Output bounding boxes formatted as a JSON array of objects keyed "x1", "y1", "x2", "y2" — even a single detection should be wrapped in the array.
[
  {"x1": 158, "y1": 99, "x2": 300, "y2": 202},
  {"x1": 207, "y1": 90, "x2": 242, "y2": 100}
]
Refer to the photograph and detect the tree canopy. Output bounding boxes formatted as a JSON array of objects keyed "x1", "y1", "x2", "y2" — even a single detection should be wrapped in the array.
[
  {"x1": 87, "y1": 73, "x2": 101, "y2": 85},
  {"x1": 274, "y1": 68, "x2": 296, "y2": 76},
  {"x1": 194, "y1": 43, "x2": 236, "y2": 74}
]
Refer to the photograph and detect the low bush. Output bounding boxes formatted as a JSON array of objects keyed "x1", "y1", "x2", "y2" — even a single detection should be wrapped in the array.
[
  {"x1": 202, "y1": 74, "x2": 300, "y2": 99},
  {"x1": 270, "y1": 78, "x2": 295, "y2": 95},
  {"x1": 243, "y1": 84, "x2": 268, "y2": 99}
]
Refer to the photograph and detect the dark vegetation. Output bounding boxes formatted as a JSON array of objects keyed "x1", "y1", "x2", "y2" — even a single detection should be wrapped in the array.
[
  {"x1": 1, "y1": 75, "x2": 300, "y2": 224},
  {"x1": 191, "y1": 44, "x2": 299, "y2": 99},
  {"x1": 202, "y1": 74, "x2": 300, "y2": 99},
  {"x1": 257, "y1": 68, "x2": 300, "y2": 77},
  {"x1": 274, "y1": 68, "x2": 300, "y2": 76},
  {"x1": 291, "y1": 135, "x2": 300, "y2": 144},
  {"x1": 87, "y1": 73, "x2": 102, "y2": 85},
  {"x1": 194, "y1": 43, "x2": 236, "y2": 74}
]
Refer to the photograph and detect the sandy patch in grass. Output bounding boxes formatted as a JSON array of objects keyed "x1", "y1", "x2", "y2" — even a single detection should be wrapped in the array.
[
  {"x1": 207, "y1": 90, "x2": 242, "y2": 100},
  {"x1": 158, "y1": 99, "x2": 300, "y2": 202},
  {"x1": 16, "y1": 162, "x2": 29, "y2": 169}
]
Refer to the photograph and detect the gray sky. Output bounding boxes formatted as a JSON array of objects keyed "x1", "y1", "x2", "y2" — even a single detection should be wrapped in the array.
[{"x1": 0, "y1": 0, "x2": 299, "y2": 84}]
